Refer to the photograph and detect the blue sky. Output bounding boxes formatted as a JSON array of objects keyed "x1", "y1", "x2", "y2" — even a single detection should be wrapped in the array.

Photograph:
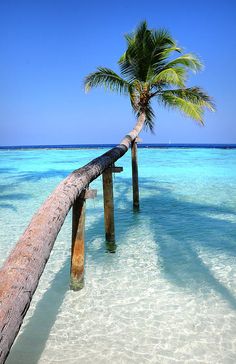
[{"x1": 0, "y1": 0, "x2": 236, "y2": 146}]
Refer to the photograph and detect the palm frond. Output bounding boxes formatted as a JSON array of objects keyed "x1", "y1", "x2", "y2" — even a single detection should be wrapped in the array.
[
  {"x1": 164, "y1": 54, "x2": 203, "y2": 72},
  {"x1": 151, "y1": 28, "x2": 176, "y2": 48},
  {"x1": 148, "y1": 29, "x2": 182, "y2": 76},
  {"x1": 150, "y1": 29, "x2": 180, "y2": 63},
  {"x1": 159, "y1": 87, "x2": 215, "y2": 124},
  {"x1": 119, "y1": 21, "x2": 159, "y2": 82},
  {"x1": 166, "y1": 87, "x2": 215, "y2": 110},
  {"x1": 119, "y1": 22, "x2": 148, "y2": 81},
  {"x1": 119, "y1": 22, "x2": 183, "y2": 84},
  {"x1": 151, "y1": 67, "x2": 186, "y2": 87},
  {"x1": 160, "y1": 92, "x2": 204, "y2": 123},
  {"x1": 118, "y1": 57, "x2": 139, "y2": 82},
  {"x1": 144, "y1": 102, "x2": 155, "y2": 132},
  {"x1": 84, "y1": 67, "x2": 130, "y2": 94}
]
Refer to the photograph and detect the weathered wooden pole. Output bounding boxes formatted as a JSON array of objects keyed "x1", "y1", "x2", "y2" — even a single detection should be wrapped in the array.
[
  {"x1": 131, "y1": 138, "x2": 140, "y2": 211},
  {"x1": 102, "y1": 166, "x2": 123, "y2": 243},
  {"x1": 70, "y1": 190, "x2": 86, "y2": 291},
  {"x1": 102, "y1": 167, "x2": 115, "y2": 243},
  {"x1": 70, "y1": 188, "x2": 96, "y2": 291}
]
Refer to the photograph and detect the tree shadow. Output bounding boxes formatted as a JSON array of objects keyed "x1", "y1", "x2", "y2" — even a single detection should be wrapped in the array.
[
  {"x1": 0, "y1": 183, "x2": 18, "y2": 192},
  {"x1": 0, "y1": 193, "x2": 33, "y2": 201},
  {"x1": 6, "y1": 259, "x2": 70, "y2": 364},
  {"x1": 86, "y1": 176, "x2": 236, "y2": 309},
  {"x1": 0, "y1": 192, "x2": 33, "y2": 211},
  {"x1": 0, "y1": 167, "x2": 18, "y2": 173},
  {"x1": 16, "y1": 169, "x2": 70, "y2": 182},
  {"x1": 0, "y1": 203, "x2": 17, "y2": 211}
]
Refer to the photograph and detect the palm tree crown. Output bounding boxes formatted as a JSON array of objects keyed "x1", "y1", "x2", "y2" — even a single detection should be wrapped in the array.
[{"x1": 85, "y1": 21, "x2": 214, "y2": 132}]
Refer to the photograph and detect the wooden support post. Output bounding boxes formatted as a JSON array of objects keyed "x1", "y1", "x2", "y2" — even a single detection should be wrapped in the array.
[
  {"x1": 102, "y1": 167, "x2": 115, "y2": 243},
  {"x1": 70, "y1": 190, "x2": 86, "y2": 291},
  {"x1": 131, "y1": 138, "x2": 140, "y2": 211},
  {"x1": 70, "y1": 188, "x2": 97, "y2": 291}
]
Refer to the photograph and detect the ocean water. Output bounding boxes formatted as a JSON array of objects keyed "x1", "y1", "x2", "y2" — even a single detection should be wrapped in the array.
[{"x1": 1, "y1": 147, "x2": 236, "y2": 364}]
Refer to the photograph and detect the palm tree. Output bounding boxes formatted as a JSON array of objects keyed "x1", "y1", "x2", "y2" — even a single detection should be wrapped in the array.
[
  {"x1": 84, "y1": 21, "x2": 215, "y2": 209},
  {"x1": 85, "y1": 20, "x2": 214, "y2": 135}
]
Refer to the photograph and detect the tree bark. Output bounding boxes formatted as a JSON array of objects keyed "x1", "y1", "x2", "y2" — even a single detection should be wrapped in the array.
[{"x1": 0, "y1": 112, "x2": 146, "y2": 363}]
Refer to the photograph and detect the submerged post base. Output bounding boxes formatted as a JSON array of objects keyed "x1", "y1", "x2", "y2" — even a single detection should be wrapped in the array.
[
  {"x1": 133, "y1": 203, "x2": 140, "y2": 212},
  {"x1": 70, "y1": 276, "x2": 84, "y2": 291},
  {"x1": 106, "y1": 241, "x2": 117, "y2": 253}
]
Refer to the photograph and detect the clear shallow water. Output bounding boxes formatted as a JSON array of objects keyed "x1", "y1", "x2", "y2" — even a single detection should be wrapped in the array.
[{"x1": 1, "y1": 147, "x2": 236, "y2": 364}]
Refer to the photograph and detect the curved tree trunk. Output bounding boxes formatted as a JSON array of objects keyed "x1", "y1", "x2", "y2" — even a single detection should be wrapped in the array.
[
  {"x1": 0, "y1": 113, "x2": 146, "y2": 363},
  {"x1": 120, "y1": 112, "x2": 146, "y2": 147}
]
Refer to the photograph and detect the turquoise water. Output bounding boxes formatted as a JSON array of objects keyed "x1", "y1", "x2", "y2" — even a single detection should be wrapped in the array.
[{"x1": 1, "y1": 147, "x2": 236, "y2": 363}]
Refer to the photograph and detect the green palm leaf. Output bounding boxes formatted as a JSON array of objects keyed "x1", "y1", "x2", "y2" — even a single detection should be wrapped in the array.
[
  {"x1": 119, "y1": 22, "x2": 179, "y2": 82},
  {"x1": 170, "y1": 87, "x2": 215, "y2": 109},
  {"x1": 143, "y1": 102, "x2": 155, "y2": 132},
  {"x1": 159, "y1": 87, "x2": 215, "y2": 124},
  {"x1": 84, "y1": 67, "x2": 130, "y2": 94},
  {"x1": 164, "y1": 54, "x2": 203, "y2": 72},
  {"x1": 151, "y1": 67, "x2": 186, "y2": 87}
]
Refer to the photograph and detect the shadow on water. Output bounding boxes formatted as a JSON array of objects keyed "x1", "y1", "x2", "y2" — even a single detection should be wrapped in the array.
[
  {"x1": 6, "y1": 260, "x2": 70, "y2": 364},
  {"x1": 0, "y1": 193, "x2": 33, "y2": 201},
  {"x1": 86, "y1": 176, "x2": 236, "y2": 309},
  {"x1": 16, "y1": 169, "x2": 70, "y2": 182},
  {"x1": 0, "y1": 203, "x2": 17, "y2": 211},
  {"x1": 0, "y1": 167, "x2": 18, "y2": 173},
  {"x1": 0, "y1": 193, "x2": 33, "y2": 211},
  {"x1": 141, "y1": 179, "x2": 236, "y2": 308},
  {"x1": 0, "y1": 183, "x2": 18, "y2": 192},
  {"x1": 53, "y1": 159, "x2": 85, "y2": 164}
]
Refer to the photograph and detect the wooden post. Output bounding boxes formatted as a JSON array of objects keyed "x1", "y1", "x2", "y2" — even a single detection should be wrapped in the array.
[
  {"x1": 70, "y1": 190, "x2": 86, "y2": 291},
  {"x1": 102, "y1": 167, "x2": 115, "y2": 242},
  {"x1": 131, "y1": 138, "x2": 140, "y2": 211},
  {"x1": 70, "y1": 188, "x2": 97, "y2": 291}
]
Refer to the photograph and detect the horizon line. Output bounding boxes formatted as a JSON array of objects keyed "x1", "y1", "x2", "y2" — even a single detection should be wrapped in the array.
[{"x1": 1, "y1": 143, "x2": 236, "y2": 150}]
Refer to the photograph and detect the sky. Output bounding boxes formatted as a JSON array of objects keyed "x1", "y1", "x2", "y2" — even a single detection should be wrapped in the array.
[{"x1": 0, "y1": 0, "x2": 236, "y2": 146}]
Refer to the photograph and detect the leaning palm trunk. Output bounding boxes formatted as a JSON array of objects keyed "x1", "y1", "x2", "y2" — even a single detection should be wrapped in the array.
[
  {"x1": 120, "y1": 112, "x2": 146, "y2": 146},
  {"x1": 121, "y1": 112, "x2": 146, "y2": 210}
]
